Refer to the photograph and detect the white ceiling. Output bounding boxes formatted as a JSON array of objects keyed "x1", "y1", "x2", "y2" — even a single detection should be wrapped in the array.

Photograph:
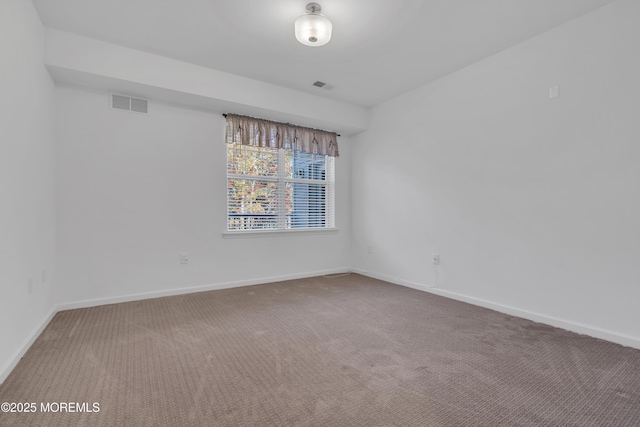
[{"x1": 33, "y1": 0, "x2": 616, "y2": 108}]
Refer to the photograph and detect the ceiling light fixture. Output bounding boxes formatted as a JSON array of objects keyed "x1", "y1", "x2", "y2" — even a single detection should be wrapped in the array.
[{"x1": 295, "y1": 3, "x2": 332, "y2": 47}]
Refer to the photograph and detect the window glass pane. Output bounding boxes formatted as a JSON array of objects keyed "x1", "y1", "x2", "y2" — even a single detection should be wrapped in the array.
[
  {"x1": 286, "y1": 182, "x2": 327, "y2": 229},
  {"x1": 226, "y1": 144, "x2": 333, "y2": 232},
  {"x1": 284, "y1": 151, "x2": 293, "y2": 178},
  {"x1": 227, "y1": 145, "x2": 278, "y2": 177},
  {"x1": 227, "y1": 179, "x2": 278, "y2": 230},
  {"x1": 286, "y1": 151, "x2": 326, "y2": 180}
]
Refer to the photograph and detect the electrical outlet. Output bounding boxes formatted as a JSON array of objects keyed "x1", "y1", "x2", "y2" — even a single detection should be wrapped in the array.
[
  {"x1": 180, "y1": 252, "x2": 189, "y2": 264},
  {"x1": 367, "y1": 245, "x2": 373, "y2": 254},
  {"x1": 432, "y1": 253, "x2": 440, "y2": 265},
  {"x1": 41, "y1": 269, "x2": 46, "y2": 284},
  {"x1": 28, "y1": 275, "x2": 33, "y2": 294}
]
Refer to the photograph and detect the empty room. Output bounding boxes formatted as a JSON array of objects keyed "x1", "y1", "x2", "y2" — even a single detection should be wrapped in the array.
[{"x1": 1, "y1": 0, "x2": 639, "y2": 425}]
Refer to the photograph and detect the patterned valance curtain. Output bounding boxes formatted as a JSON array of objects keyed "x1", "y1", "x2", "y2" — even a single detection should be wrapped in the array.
[{"x1": 225, "y1": 114, "x2": 339, "y2": 157}]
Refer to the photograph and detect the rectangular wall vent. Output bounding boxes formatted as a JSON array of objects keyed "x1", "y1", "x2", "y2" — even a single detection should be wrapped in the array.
[
  {"x1": 112, "y1": 94, "x2": 130, "y2": 110},
  {"x1": 111, "y1": 94, "x2": 148, "y2": 113},
  {"x1": 130, "y1": 97, "x2": 148, "y2": 113}
]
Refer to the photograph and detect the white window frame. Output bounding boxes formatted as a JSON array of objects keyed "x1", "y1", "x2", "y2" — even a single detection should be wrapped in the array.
[{"x1": 224, "y1": 144, "x2": 336, "y2": 237}]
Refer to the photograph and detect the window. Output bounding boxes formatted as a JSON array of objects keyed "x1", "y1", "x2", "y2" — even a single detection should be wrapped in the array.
[
  {"x1": 227, "y1": 144, "x2": 335, "y2": 231},
  {"x1": 224, "y1": 113, "x2": 338, "y2": 233}
]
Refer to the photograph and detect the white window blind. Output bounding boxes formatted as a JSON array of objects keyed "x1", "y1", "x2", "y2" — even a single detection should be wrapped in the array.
[{"x1": 227, "y1": 144, "x2": 335, "y2": 231}]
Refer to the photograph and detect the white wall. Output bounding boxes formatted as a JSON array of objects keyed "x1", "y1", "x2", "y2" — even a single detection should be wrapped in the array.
[
  {"x1": 0, "y1": 0, "x2": 57, "y2": 381},
  {"x1": 351, "y1": 0, "x2": 640, "y2": 347},
  {"x1": 55, "y1": 86, "x2": 351, "y2": 306}
]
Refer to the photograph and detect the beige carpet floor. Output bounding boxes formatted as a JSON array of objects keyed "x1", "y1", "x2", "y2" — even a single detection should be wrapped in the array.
[{"x1": 1, "y1": 274, "x2": 639, "y2": 426}]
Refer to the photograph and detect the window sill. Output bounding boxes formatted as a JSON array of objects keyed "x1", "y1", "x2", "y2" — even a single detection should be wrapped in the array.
[{"x1": 222, "y1": 228, "x2": 339, "y2": 239}]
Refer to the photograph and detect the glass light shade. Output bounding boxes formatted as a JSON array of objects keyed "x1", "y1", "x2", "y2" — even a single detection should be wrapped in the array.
[{"x1": 295, "y1": 14, "x2": 332, "y2": 47}]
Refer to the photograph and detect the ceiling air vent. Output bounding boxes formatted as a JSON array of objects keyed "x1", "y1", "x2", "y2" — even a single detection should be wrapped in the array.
[
  {"x1": 312, "y1": 81, "x2": 334, "y2": 90},
  {"x1": 111, "y1": 94, "x2": 148, "y2": 114}
]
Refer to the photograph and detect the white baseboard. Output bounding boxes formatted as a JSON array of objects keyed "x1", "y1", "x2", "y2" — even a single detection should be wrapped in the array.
[
  {"x1": 1, "y1": 268, "x2": 349, "y2": 384},
  {"x1": 0, "y1": 307, "x2": 57, "y2": 385},
  {"x1": 57, "y1": 268, "x2": 351, "y2": 311},
  {"x1": 352, "y1": 269, "x2": 640, "y2": 351},
  {"x1": 4, "y1": 266, "x2": 637, "y2": 386}
]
